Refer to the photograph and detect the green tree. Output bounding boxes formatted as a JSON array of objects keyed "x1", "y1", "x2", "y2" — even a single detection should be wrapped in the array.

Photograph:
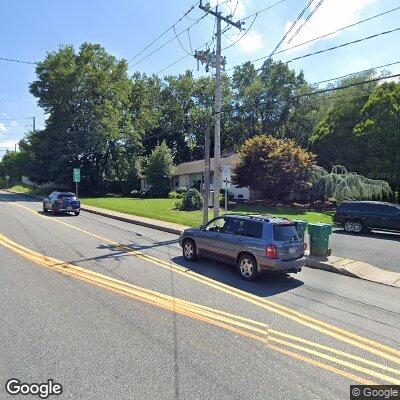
[
  {"x1": 354, "y1": 82, "x2": 400, "y2": 193},
  {"x1": 141, "y1": 141, "x2": 175, "y2": 197},
  {"x1": 231, "y1": 59, "x2": 312, "y2": 147},
  {"x1": 27, "y1": 43, "x2": 140, "y2": 193},
  {"x1": 310, "y1": 73, "x2": 378, "y2": 171},
  {"x1": 0, "y1": 149, "x2": 32, "y2": 184},
  {"x1": 233, "y1": 135, "x2": 316, "y2": 199},
  {"x1": 298, "y1": 165, "x2": 392, "y2": 202}
]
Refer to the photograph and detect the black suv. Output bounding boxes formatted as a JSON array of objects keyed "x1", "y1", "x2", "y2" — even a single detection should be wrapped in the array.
[{"x1": 333, "y1": 201, "x2": 400, "y2": 233}]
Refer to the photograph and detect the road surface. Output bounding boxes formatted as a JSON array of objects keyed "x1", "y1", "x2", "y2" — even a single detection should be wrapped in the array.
[
  {"x1": 1, "y1": 191, "x2": 399, "y2": 399},
  {"x1": 308, "y1": 228, "x2": 400, "y2": 272}
]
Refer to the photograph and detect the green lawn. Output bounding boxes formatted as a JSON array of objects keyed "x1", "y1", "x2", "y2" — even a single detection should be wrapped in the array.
[
  {"x1": 4, "y1": 183, "x2": 48, "y2": 196},
  {"x1": 5, "y1": 184, "x2": 333, "y2": 226},
  {"x1": 81, "y1": 197, "x2": 333, "y2": 227}
]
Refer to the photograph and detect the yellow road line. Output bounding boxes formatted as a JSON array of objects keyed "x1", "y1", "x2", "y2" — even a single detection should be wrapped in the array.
[
  {"x1": 2, "y1": 198, "x2": 400, "y2": 364},
  {"x1": 0, "y1": 233, "x2": 387, "y2": 385}
]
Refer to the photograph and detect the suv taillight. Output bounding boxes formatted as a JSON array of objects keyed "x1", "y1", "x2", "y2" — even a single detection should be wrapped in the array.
[{"x1": 266, "y1": 244, "x2": 278, "y2": 258}]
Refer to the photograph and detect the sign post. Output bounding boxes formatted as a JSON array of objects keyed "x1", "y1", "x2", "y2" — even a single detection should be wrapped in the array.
[
  {"x1": 5, "y1": 175, "x2": 9, "y2": 189},
  {"x1": 221, "y1": 165, "x2": 231, "y2": 212},
  {"x1": 73, "y1": 168, "x2": 81, "y2": 197}
]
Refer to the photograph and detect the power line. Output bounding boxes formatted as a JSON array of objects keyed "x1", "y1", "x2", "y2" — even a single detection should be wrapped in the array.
[
  {"x1": 311, "y1": 61, "x2": 400, "y2": 86},
  {"x1": 128, "y1": 13, "x2": 209, "y2": 69},
  {"x1": 156, "y1": 38, "x2": 213, "y2": 75},
  {"x1": 228, "y1": 25, "x2": 400, "y2": 72},
  {"x1": 285, "y1": 26, "x2": 400, "y2": 65},
  {"x1": 0, "y1": 57, "x2": 37, "y2": 65},
  {"x1": 269, "y1": 0, "x2": 315, "y2": 57},
  {"x1": 274, "y1": 5, "x2": 400, "y2": 56},
  {"x1": 241, "y1": 0, "x2": 288, "y2": 22},
  {"x1": 222, "y1": 13, "x2": 258, "y2": 50},
  {"x1": 296, "y1": 73, "x2": 400, "y2": 98},
  {"x1": 286, "y1": 0, "x2": 325, "y2": 45},
  {"x1": 126, "y1": 1, "x2": 200, "y2": 63}
]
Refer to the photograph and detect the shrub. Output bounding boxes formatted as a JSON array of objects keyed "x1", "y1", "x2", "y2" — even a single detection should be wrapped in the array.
[
  {"x1": 179, "y1": 188, "x2": 204, "y2": 210},
  {"x1": 176, "y1": 187, "x2": 188, "y2": 194},
  {"x1": 168, "y1": 190, "x2": 185, "y2": 199}
]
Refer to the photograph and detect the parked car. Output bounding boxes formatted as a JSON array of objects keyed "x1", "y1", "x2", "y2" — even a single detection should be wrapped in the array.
[
  {"x1": 179, "y1": 215, "x2": 306, "y2": 281},
  {"x1": 332, "y1": 201, "x2": 400, "y2": 233},
  {"x1": 43, "y1": 192, "x2": 80, "y2": 216}
]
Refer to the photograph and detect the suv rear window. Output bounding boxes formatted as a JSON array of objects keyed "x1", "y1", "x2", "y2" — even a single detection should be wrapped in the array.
[
  {"x1": 273, "y1": 224, "x2": 299, "y2": 241},
  {"x1": 58, "y1": 193, "x2": 76, "y2": 199},
  {"x1": 244, "y1": 221, "x2": 263, "y2": 238}
]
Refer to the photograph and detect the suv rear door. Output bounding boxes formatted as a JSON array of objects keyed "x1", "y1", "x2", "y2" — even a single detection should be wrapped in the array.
[
  {"x1": 376, "y1": 204, "x2": 400, "y2": 231},
  {"x1": 272, "y1": 223, "x2": 303, "y2": 260}
]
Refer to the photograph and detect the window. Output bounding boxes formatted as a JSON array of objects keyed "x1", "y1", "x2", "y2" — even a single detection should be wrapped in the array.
[
  {"x1": 224, "y1": 218, "x2": 245, "y2": 236},
  {"x1": 58, "y1": 193, "x2": 76, "y2": 199},
  {"x1": 244, "y1": 221, "x2": 263, "y2": 238},
  {"x1": 205, "y1": 217, "x2": 227, "y2": 233},
  {"x1": 273, "y1": 224, "x2": 299, "y2": 241}
]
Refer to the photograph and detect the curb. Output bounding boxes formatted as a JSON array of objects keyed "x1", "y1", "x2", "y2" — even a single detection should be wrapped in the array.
[
  {"x1": 81, "y1": 205, "x2": 184, "y2": 235},
  {"x1": 306, "y1": 255, "x2": 400, "y2": 288},
  {"x1": 2, "y1": 189, "x2": 399, "y2": 288}
]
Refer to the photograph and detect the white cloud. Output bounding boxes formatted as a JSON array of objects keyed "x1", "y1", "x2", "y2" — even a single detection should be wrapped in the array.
[
  {"x1": 0, "y1": 123, "x2": 7, "y2": 133},
  {"x1": 231, "y1": 30, "x2": 263, "y2": 53},
  {"x1": 281, "y1": 0, "x2": 377, "y2": 53}
]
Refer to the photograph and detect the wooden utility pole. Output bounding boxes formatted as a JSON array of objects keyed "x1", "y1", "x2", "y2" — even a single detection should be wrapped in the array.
[
  {"x1": 202, "y1": 110, "x2": 211, "y2": 226},
  {"x1": 196, "y1": 1, "x2": 242, "y2": 217}
]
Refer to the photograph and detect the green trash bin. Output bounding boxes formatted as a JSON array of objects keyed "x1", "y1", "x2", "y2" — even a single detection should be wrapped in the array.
[
  {"x1": 293, "y1": 220, "x2": 308, "y2": 238},
  {"x1": 308, "y1": 223, "x2": 333, "y2": 257}
]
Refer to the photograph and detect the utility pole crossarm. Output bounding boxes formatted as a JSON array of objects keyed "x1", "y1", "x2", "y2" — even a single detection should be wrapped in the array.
[{"x1": 199, "y1": 3, "x2": 243, "y2": 29}]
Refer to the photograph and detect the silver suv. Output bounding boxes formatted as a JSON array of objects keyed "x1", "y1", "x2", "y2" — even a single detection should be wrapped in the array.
[{"x1": 179, "y1": 215, "x2": 307, "y2": 281}]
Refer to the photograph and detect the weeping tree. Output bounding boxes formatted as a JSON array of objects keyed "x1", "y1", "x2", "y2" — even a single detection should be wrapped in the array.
[{"x1": 299, "y1": 165, "x2": 392, "y2": 202}]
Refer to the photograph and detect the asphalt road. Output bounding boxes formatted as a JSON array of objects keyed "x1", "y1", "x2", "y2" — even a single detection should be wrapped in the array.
[
  {"x1": 311, "y1": 228, "x2": 400, "y2": 272},
  {"x1": 1, "y1": 191, "x2": 399, "y2": 400}
]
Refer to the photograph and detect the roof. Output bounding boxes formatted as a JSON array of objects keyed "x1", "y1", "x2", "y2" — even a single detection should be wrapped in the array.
[
  {"x1": 341, "y1": 200, "x2": 396, "y2": 205},
  {"x1": 174, "y1": 153, "x2": 239, "y2": 176}
]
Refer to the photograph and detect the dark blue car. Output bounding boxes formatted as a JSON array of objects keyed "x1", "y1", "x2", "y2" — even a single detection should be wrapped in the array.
[{"x1": 43, "y1": 191, "x2": 80, "y2": 216}]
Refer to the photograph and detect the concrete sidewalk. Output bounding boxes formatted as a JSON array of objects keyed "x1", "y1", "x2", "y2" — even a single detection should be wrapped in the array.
[{"x1": 3, "y1": 189, "x2": 400, "y2": 288}]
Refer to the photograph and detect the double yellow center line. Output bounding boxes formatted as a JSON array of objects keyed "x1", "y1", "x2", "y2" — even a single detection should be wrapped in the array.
[
  {"x1": 1, "y1": 232, "x2": 400, "y2": 385},
  {"x1": 1, "y1": 198, "x2": 400, "y2": 384}
]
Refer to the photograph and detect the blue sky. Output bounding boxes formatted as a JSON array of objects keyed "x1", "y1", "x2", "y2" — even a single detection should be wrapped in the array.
[{"x1": 1, "y1": 0, "x2": 400, "y2": 157}]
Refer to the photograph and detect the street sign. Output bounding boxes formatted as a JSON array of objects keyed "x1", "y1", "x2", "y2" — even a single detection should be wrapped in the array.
[
  {"x1": 73, "y1": 168, "x2": 81, "y2": 183},
  {"x1": 5, "y1": 175, "x2": 9, "y2": 180},
  {"x1": 222, "y1": 165, "x2": 231, "y2": 189}
]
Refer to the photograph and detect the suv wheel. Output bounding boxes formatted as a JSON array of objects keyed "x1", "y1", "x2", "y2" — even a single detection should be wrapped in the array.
[
  {"x1": 182, "y1": 239, "x2": 197, "y2": 261},
  {"x1": 237, "y1": 253, "x2": 258, "y2": 281},
  {"x1": 344, "y1": 220, "x2": 363, "y2": 233}
]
